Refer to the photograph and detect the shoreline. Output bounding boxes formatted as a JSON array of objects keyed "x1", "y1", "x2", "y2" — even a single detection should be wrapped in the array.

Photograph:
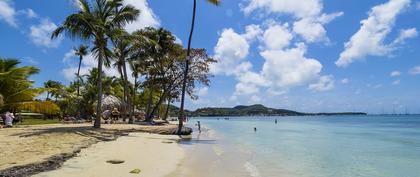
[{"x1": 0, "y1": 123, "x2": 189, "y2": 177}]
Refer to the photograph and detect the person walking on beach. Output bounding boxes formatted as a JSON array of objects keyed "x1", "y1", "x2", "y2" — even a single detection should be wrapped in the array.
[
  {"x1": 275, "y1": 119, "x2": 278, "y2": 124},
  {"x1": 196, "y1": 121, "x2": 201, "y2": 133}
]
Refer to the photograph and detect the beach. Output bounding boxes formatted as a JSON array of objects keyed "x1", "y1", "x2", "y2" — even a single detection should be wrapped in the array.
[
  {"x1": 0, "y1": 123, "x2": 186, "y2": 177},
  {"x1": 34, "y1": 133, "x2": 184, "y2": 177}
]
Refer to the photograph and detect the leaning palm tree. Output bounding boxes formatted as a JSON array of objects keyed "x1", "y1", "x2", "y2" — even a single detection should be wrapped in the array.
[
  {"x1": 51, "y1": 0, "x2": 139, "y2": 128},
  {"x1": 74, "y1": 45, "x2": 89, "y2": 96},
  {"x1": 178, "y1": 0, "x2": 221, "y2": 134}
]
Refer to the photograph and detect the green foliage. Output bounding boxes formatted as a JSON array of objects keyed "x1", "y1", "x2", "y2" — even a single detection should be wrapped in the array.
[{"x1": 0, "y1": 58, "x2": 44, "y2": 112}]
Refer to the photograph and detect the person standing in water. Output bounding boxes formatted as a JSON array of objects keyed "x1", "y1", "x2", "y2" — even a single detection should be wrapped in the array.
[
  {"x1": 275, "y1": 119, "x2": 278, "y2": 124},
  {"x1": 254, "y1": 127, "x2": 257, "y2": 132},
  {"x1": 196, "y1": 121, "x2": 201, "y2": 133}
]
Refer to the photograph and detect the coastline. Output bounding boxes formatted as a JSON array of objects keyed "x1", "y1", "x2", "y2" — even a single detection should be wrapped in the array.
[{"x1": 0, "y1": 123, "x2": 187, "y2": 177}]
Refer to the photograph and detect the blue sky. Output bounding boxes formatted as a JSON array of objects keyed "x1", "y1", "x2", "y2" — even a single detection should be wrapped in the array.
[{"x1": 1, "y1": 0, "x2": 420, "y2": 114}]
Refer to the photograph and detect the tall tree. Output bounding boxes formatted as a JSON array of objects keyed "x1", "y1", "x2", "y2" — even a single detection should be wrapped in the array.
[
  {"x1": 52, "y1": 0, "x2": 139, "y2": 128},
  {"x1": 74, "y1": 45, "x2": 89, "y2": 96},
  {"x1": 178, "y1": 0, "x2": 221, "y2": 134},
  {"x1": 111, "y1": 30, "x2": 134, "y2": 123}
]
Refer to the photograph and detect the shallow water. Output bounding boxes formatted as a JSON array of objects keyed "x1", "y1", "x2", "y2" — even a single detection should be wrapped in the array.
[{"x1": 176, "y1": 115, "x2": 420, "y2": 177}]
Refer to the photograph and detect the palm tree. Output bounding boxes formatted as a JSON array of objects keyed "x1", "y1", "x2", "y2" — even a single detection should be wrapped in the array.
[
  {"x1": 111, "y1": 30, "x2": 133, "y2": 123},
  {"x1": 178, "y1": 0, "x2": 221, "y2": 134},
  {"x1": 52, "y1": 0, "x2": 139, "y2": 128},
  {"x1": 0, "y1": 58, "x2": 44, "y2": 112},
  {"x1": 74, "y1": 45, "x2": 89, "y2": 96}
]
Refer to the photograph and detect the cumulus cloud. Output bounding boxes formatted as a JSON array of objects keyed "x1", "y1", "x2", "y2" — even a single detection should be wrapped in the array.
[
  {"x1": 29, "y1": 19, "x2": 62, "y2": 48},
  {"x1": 390, "y1": 71, "x2": 401, "y2": 77},
  {"x1": 409, "y1": 66, "x2": 420, "y2": 75},
  {"x1": 242, "y1": 0, "x2": 323, "y2": 18},
  {"x1": 123, "y1": 0, "x2": 160, "y2": 33},
  {"x1": 210, "y1": 28, "x2": 252, "y2": 75},
  {"x1": 308, "y1": 75, "x2": 335, "y2": 92},
  {"x1": 261, "y1": 43, "x2": 323, "y2": 89},
  {"x1": 242, "y1": 0, "x2": 343, "y2": 43},
  {"x1": 0, "y1": 0, "x2": 17, "y2": 27},
  {"x1": 336, "y1": 0, "x2": 412, "y2": 67},
  {"x1": 263, "y1": 24, "x2": 292, "y2": 50}
]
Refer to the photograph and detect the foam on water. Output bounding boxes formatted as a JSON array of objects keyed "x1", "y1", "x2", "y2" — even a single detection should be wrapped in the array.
[{"x1": 244, "y1": 161, "x2": 261, "y2": 177}]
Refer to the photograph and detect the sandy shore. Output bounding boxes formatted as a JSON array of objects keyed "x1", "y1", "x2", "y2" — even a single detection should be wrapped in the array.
[
  {"x1": 0, "y1": 123, "x2": 187, "y2": 176},
  {"x1": 33, "y1": 133, "x2": 184, "y2": 177}
]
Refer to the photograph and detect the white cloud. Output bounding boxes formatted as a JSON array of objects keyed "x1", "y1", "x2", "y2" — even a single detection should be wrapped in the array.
[
  {"x1": 210, "y1": 28, "x2": 251, "y2": 75},
  {"x1": 308, "y1": 75, "x2": 335, "y2": 92},
  {"x1": 341, "y1": 78, "x2": 349, "y2": 84},
  {"x1": 409, "y1": 66, "x2": 420, "y2": 75},
  {"x1": 336, "y1": 0, "x2": 411, "y2": 67},
  {"x1": 393, "y1": 28, "x2": 418, "y2": 44},
  {"x1": 392, "y1": 79, "x2": 400, "y2": 85},
  {"x1": 0, "y1": 0, "x2": 17, "y2": 27},
  {"x1": 20, "y1": 8, "x2": 38, "y2": 19},
  {"x1": 390, "y1": 71, "x2": 401, "y2": 77},
  {"x1": 242, "y1": 0, "x2": 342, "y2": 43},
  {"x1": 29, "y1": 19, "x2": 62, "y2": 48},
  {"x1": 244, "y1": 24, "x2": 263, "y2": 41},
  {"x1": 123, "y1": 0, "x2": 160, "y2": 33},
  {"x1": 242, "y1": 0, "x2": 323, "y2": 18},
  {"x1": 263, "y1": 24, "x2": 293, "y2": 50},
  {"x1": 261, "y1": 43, "x2": 323, "y2": 88},
  {"x1": 292, "y1": 12, "x2": 343, "y2": 43}
]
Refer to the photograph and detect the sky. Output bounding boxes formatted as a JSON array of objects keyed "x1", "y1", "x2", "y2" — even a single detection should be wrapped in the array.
[{"x1": 1, "y1": 0, "x2": 420, "y2": 114}]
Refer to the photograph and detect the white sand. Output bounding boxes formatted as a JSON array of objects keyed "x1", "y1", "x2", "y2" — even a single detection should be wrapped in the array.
[{"x1": 34, "y1": 133, "x2": 184, "y2": 177}]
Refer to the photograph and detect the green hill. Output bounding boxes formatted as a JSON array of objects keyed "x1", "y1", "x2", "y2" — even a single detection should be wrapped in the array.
[{"x1": 190, "y1": 104, "x2": 304, "y2": 117}]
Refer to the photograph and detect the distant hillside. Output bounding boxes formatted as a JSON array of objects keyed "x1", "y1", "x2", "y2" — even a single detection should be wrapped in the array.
[
  {"x1": 177, "y1": 104, "x2": 367, "y2": 117},
  {"x1": 191, "y1": 104, "x2": 300, "y2": 116}
]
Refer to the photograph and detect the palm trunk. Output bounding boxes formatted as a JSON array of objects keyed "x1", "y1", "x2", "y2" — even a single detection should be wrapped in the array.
[
  {"x1": 118, "y1": 64, "x2": 127, "y2": 122},
  {"x1": 145, "y1": 88, "x2": 153, "y2": 122},
  {"x1": 178, "y1": 0, "x2": 197, "y2": 134},
  {"x1": 77, "y1": 56, "x2": 82, "y2": 96},
  {"x1": 132, "y1": 74, "x2": 138, "y2": 120},
  {"x1": 94, "y1": 44, "x2": 105, "y2": 128},
  {"x1": 164, "y1": 99, "x2": 171, "y2": 121},
  {"x1": 148, "y1": 90, "x2": 166, "y2": 121},
  {"x1": 122, "y1": 60, "x2": 133, "y2": 124}
]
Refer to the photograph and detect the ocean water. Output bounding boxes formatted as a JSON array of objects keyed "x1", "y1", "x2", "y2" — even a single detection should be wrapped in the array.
[{"x1": 175, "y1": 115, "x2": 420, "y2": 177}]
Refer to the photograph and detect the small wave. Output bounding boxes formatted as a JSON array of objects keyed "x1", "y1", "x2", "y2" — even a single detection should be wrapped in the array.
[{"x1": 244, "y1": 161, "x2": 261, "y2": 177}]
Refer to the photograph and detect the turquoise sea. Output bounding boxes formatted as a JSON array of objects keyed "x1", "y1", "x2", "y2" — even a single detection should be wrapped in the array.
[{"x1": 174, "y1": 115, "x2": 420, "y2": 177}]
